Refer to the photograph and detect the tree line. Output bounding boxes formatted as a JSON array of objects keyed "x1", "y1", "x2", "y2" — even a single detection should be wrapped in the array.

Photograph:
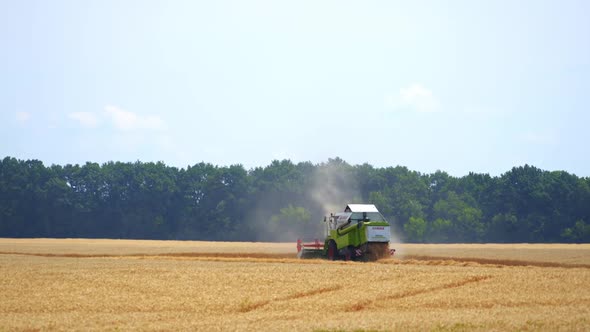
[{"x1": 0, "y1": 156, "x2": 588, "y2": 243}]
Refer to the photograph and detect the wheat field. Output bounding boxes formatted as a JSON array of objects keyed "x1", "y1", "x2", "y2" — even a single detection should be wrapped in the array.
[{"x1": 1, "y1": 239, "x2": 589, "y2": 331}]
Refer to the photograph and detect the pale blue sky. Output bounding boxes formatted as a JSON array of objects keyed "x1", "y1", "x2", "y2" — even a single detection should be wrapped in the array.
[{"x1": 1, "y1": 0, "x2": 589, "y2": 176}]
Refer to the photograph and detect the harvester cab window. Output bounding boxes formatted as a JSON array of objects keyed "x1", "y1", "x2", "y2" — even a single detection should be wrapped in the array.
[
  {"x1": 350, "y1": 212, "x2": 385, "y2": 222},
  {"x1": 330, "y1": 213, "x2": 352, "y2": 230}
]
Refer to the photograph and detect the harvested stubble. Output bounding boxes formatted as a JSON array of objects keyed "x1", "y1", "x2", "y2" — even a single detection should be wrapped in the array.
[{"x1": 0, "y1": 239, "x2": 589, "y2": 331}]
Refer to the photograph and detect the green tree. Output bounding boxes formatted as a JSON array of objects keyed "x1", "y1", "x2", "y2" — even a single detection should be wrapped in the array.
[
  {"x1": 488, "y1": 213, "x2": 520, "y2": 242},
  {"x1": 1, "y1": 156, "x2": 589, "y2": 244},
  {"x1": 427, "y1": 218, "x2": 453, "y2": 242},
  {"x1": 432, "y1": 191, "x2": 484, "y2": 242},
  {"x1": 404, "y1": 217, "x2": 427, "y2": 242},
  {"x1": 561, "y1": 220, "x2": 590, "y2": 243}
]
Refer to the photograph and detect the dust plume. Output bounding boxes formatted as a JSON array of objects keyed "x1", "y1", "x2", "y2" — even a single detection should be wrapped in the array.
[
  {"x1": 245, "y1": 159, "x2": 362, "y2": 242},
  {"x1": 388, "y1": 223, "x2": 405, "y2": 256},
  {"x1": 245, "y1": 159, "x2": 403, "y2": 245},
  {"x1": 308, "y1": 160, "x2": 360, "y2": 217}
]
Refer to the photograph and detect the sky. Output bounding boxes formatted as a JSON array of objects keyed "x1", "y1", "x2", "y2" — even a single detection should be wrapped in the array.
[{"x1": 1, "y1": 0, "x2": 589, "y2": 177}]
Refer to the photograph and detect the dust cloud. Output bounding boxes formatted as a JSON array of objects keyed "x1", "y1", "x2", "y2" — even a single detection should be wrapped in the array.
[
  {"x1": 245, "y1": 161, "x2": 361, "y2": 242},
  {"x1": 308, "y1": 162, "x2": 360, "y2": 217}
]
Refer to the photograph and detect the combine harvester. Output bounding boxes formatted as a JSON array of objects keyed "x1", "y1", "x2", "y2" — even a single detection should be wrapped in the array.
[{"x1": 297, "y1": 204, "x2": 395, "y2": 261}]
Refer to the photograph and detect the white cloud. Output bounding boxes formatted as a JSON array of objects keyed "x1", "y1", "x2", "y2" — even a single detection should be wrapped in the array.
[
  {"x1": 68, "y1": 112, "x2": 100, "y2": 127},
  {"x1": 15, "y1": 111, "x2": 31, "y2": 123},
  {"x1": 104, "y1": 105, "x2": 166, "y2": 131},
  {"x1": 385, "y1": 83, "x2": 440, "y2": 113}
]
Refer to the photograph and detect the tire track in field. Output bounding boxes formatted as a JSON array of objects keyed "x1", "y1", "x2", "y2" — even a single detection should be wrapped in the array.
[
  {"x1": 3, "y1": 251, "x2": 589, "y2": 269},
  {"x1": 0, "y1": 251, "x2": 295, "y2": 259},
  {"x1": 381, "y1": 255, "x2": 590, "y2": 269},
  {"x1": 420, "y1": 297, "x2": 590, "y2": 309},
  {"x1": 237, "y1": 285, "x2": 344, "y2": 313},
  {"x1": 346, "y1": 275, "x2": 493, "y2": 312}
]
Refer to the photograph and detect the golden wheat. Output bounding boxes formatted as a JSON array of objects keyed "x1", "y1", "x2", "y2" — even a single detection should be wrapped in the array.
[{"x1": 0, "y1": 239, "x2": 589, "y2": 331}]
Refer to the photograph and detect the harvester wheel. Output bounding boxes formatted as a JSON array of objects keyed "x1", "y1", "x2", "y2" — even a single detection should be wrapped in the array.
[{"x1": 327, "y1": 241, "x2": 337, "y2": 260}]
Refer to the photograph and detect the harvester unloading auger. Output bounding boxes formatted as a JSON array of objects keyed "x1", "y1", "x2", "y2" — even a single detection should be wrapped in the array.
[{"x1": 297, "y1": 204, "x2": 395, "y2": 261}]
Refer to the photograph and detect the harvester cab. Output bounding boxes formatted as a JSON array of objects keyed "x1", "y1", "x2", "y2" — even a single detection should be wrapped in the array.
[{"x1": 297, "y1": 204, "x2": 395, "y2": 261}]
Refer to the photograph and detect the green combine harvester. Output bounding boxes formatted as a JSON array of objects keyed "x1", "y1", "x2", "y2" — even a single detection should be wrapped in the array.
[{"x1": 297, "y1": 204, "x2": 395, "y2": 261}]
